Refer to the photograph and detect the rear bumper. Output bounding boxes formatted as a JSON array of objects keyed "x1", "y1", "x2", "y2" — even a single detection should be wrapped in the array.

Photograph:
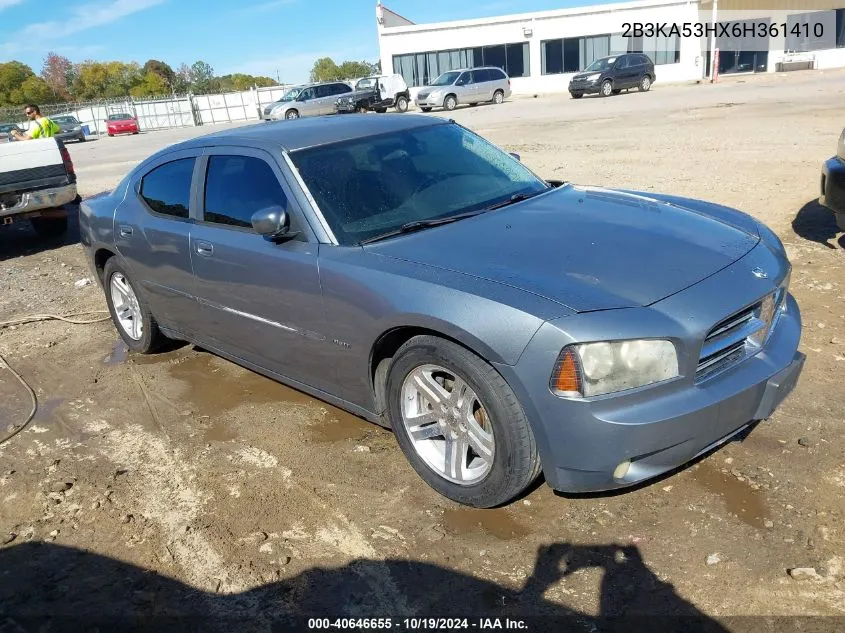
[
  {"x1": 820, "y1": 156, "x2": 845, "y2": 218},
  {"x1": 0, "y1": 182, "x2": 78, "y2": 219}
]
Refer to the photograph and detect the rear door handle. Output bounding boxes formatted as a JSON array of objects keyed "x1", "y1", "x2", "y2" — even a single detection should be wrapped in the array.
[
  {"x1": 195, "y1": 241, "x2": 214, "y2": 257},
  {"x1": 119, "y1": 225, "x2": 133, "y2": 237}
]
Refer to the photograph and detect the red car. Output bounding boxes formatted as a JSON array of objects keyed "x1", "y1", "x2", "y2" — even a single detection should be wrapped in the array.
[{"x1": 106, "y1": 113, "x2": 140, "y2": 137}]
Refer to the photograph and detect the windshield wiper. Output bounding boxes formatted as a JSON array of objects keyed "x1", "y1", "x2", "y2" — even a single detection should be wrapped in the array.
[
  {"x1": 359, "y1": 210, "x2": 485, "y2": 245},
  {"x1": 483, "y1": 191, "x2": 544, "y2": 212}
]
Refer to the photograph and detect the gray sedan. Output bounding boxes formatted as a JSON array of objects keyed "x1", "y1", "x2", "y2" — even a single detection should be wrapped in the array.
[
  {"x1": 79, "y1": 115, "x2": 804, "y2": 508},
  {"x1": 52, "y1": 115, "x2": 86, "y2": 142}
]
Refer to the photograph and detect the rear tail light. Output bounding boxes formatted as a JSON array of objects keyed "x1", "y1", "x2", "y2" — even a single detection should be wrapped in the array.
[{"x1": 60, "y1": 145, "x2": 75, "y2": 176}]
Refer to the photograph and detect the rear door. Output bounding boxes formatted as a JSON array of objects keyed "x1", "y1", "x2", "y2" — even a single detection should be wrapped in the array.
[
  {"x1": 614, "y1": 55, "x2": 639, "y2": 89},
  {"x1": 113, "y1": 149, "x2": 204, "y2": 335},
  {"x1": 187, "y1": 146, "x2": 335, "y2": 391},
  {"x1": 472, "y1": 69, "x2": 493, "y2": 101}
]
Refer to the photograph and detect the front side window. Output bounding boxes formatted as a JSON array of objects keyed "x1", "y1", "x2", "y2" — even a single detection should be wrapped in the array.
[
  {"x1": 584, "y1": 56, "x2": 615, "y2": 72},
  {"x1": 203, "y1": 155, "x2": 287, "y2": 229},
  {"x1": 140, "y1": 158, "x2": 196, "y2": 219},
  {"x1": 289, "y1": 122, "x2": 549, "y2": 246}
]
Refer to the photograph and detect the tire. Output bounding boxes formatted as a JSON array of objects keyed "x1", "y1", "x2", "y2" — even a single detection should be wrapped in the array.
[
  {"x1": 108, "y1": 133, "x2": 114, "y2": 137},
  {"x1": 103, "y1": 258, "x2": 163, "y2": 354},
  {"x1": 570, "y1": 92, "x2": 583, "y2": 99},
  {"x1": 469, "y1": 103, "x2": 478, "y2": 107},
  {"x1": 836, "y1": 212, "x2": 845, "y2": 232},
  {"x1": 375, "y1": 107, "x2": 387, "y2": 113},
  {"x1": 30, "y1": 215, "x2": 68, "y2": 238},
  {"x1": 612, "y1": 89, "x2": 621, "y2": 95},
  {"x1": 386, "y1": 335, "x2": 541, "y2": 508},
  {"x1": 493, "y1": 90, "x2": 504, "y2": 105},
  {"x1": 78, "y1": 135, "x2": 86, "y2": 142},
  {"x1": 638, "y1": 75, "x2": 652, "y2": 92},
  {"x1": 443, "y1": 95, "x2": 457, "y2": 111},
  {"x1": 421, "y1": 107, "x2": 432, "y2": 112},
  {"x1": 395, "y1": 95, "x2": 409, "y2": 112},
  {"x1": 285, "y1": 109, "x2": 299, "y2": 120},
  {"x1": 132, "y1": 131, "x2": 139, "y2": 135},
  {"x1": 600, "y1": 80, "x2": 613, "y2": 97}
]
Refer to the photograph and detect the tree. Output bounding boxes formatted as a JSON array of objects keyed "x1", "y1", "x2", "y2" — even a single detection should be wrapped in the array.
[
  {"x1": 173, "y1": 63, "x2": 192, "y2": 93},
  {"x1": 190, "y1": 60, "x2": 216, "y2": 93},
  {"x1": 142, "y1": 59, "x2": 175, "y2": 92},
  {"x1": 71, "y1": 61, "x2": 143, "y2": 100},
  {"x1": 0, "y1": 61, "x2": 36, "y2": 106},
  {"x1": 19, "y1": 76, "x2": 55, "y2": 104},
  {"x1": 217, "y1": 73, "x2": 278, "y2": 92},
  {"x1": 337, "y1": 60, "x2": 379, "y2": 80},
  {"x1": 130, "y1": 71, "x2": 170, "y2": 98},
  {"x1": 41, "y1": 52, "x2": 73, "y2": 101},
  {"x1": 309, "y1": 57, "x2": 341, "y2": 83}
]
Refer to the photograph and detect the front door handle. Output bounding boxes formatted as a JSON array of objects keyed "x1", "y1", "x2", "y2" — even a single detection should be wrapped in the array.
[
  {"x1": 195, "y1": 241, "x2": 214, "y2": 257},
  {"x1": 119, "y1": 225, "x2": 133, "y2": 237}
]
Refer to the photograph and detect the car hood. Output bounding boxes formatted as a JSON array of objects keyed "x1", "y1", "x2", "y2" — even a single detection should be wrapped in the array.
[
  {"x1": 342, "y1": 89, "x2": 376, "y2": 99},
  {"x1": 366, "y1": 185, "x2": 760, "y2": 313}
]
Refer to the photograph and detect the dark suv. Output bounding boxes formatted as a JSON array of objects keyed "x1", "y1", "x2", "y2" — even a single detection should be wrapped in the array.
[{"x1": 568, "y1": 53, "x2": 655, "y2": 99}]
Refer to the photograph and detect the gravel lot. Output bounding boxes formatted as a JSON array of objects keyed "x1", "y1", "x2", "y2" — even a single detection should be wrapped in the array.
[{"x1": 1, "y1": 68, "x2": 844, "y2": 631}]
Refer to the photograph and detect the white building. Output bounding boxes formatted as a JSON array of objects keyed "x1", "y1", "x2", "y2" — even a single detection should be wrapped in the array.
[{"x1": 375, "y1": 0, "x2": 845, "y2": 96}]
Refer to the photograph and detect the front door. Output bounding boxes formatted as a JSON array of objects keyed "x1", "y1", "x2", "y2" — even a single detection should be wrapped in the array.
[
  {"x1": 188, "y1": 147, "x2": 335, "y2": 392},
  {"x1": 113, "y1": 150, "x2": 204, "y2": 335}
]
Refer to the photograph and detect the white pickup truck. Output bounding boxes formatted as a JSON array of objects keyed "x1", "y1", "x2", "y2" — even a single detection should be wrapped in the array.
[{"x1": 0, "y1": 136, "x2": 80, "y2": 238}]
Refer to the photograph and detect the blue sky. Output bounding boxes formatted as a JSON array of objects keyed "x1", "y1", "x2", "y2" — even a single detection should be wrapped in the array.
[{"x1": 0, "y1": 0, "x2": 618, "y2": 83}]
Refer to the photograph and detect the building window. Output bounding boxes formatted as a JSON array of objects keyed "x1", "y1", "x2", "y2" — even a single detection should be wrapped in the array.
[
  {"x1": 392, "y1": 42, "x2": 529, "y2": 87},
  {"x1": 836, "y1": 9, "x2": 845, "y2": 48},
  {"x1": 785, "y1": 11, "x2": 833, "y2": 52},
  {"x1": 541, "y1": 32, "x2": 678, "y2": 75}
]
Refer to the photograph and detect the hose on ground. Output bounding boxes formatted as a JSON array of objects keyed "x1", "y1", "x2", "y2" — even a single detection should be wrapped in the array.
[{"x1": 0, "y1": 311, "x2": 111, "y2": 446}]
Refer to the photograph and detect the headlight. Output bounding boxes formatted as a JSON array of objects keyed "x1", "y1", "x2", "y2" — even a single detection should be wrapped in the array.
[
  {"x1": 585, "y1": 73, "x2": 602, "y2": 82},
  {"x1": 551, "y1": 339, "x2": 679, "y2": 398}
]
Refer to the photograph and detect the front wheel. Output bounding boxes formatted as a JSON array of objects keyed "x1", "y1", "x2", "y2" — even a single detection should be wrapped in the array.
[
  {"x1": 285, "y1": 109, "x2": 300, "y2": 120},
  {"x1": 386, "y1": 335, "x2": 541, "y2": 508},
  {"x1": 600, "y1": 80, "x2": 613, "y2": 97},
  {"x1": 103, "y1": 258, "x2": 163, "y2": 354},
  {"x1": 395, "y1": 96, "x2": 409, "y2": 112},
  {"x1": 493, "y1": 90, "x2": 504, "y2": 105},
  {"x1": 443, "y1": 95, "x2": 457, "y2": 111},
  {"x1": 638, "y1": 75, "x2": 652, "y2": 92},
  {"x1": 570, "y1": 92, "x2": 583, "y2": 99}
]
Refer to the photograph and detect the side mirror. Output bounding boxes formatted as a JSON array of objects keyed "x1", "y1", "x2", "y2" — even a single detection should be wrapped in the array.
[
  {"x1": 251, "y1": 206, "x2": 291, "y2": 240},
  {"x1": 509, "y1": 152, "x2": 521, "y2": 162}
]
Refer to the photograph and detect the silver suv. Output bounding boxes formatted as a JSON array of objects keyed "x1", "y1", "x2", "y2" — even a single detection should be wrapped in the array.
[
  {"x1": 264, "y1": 81, "x2": 354, "y2": 120},
  {"x1": 415, "y1": 67, "x2": 511, "y2": 112}
]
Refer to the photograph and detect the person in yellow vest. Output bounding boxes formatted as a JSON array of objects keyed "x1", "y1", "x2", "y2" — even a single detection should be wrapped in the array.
[{"x1": 11, "y1": 104, "x2": 61, "y2": 141}]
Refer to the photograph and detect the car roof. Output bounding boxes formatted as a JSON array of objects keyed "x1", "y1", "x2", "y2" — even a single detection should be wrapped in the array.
[{"x1": 163, "y1": 113, "x2": 449, "y2": 154}]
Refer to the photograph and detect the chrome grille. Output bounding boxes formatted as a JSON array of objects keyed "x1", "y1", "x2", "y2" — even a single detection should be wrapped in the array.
[{"x1": 696, "y1": 293, "x2": 781, "y2": 381}]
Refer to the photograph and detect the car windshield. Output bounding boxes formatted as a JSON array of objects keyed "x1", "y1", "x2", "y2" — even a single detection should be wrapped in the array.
[
  {"x1": 108, "y1": 113, "x2": 132, "y2": 121},
  {"x1": 53, "y1": 116, "x2": 77, "y2": 125},
  {"x1": 355, "y1": 78, "x2": 377, "y2": 90},
  {"x1": 289, "y1": 122, "x2": 550, "y2": 246},
  {"x1": 0, "y1": 123, "x2": 18, "y2": 132},
  {"x1": 584, "y1": 57, "x2": 616, "y2": 72},
  {"x1": 280, "y1": 87, "x2": 303, "y2": 102},
  {"x1": 429, "y1": 71, "x2": 461, "y2": 86}
]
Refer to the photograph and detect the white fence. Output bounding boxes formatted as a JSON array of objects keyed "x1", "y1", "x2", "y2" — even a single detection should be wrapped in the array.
[{"x1": 8, "y1": 84, "x2": 297, "y2": 137}]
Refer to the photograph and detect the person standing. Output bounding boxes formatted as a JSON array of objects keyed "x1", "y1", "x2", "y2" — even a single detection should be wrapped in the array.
[{"x1": 11, "y1": 104, "x2": 60, "y2": 141}]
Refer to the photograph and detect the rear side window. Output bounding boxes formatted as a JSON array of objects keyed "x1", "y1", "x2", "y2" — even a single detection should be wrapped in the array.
[
  {"x1": 140, "y1": 158, "x2": 195, "y2": 219},
  {"x1": 472, "y1": 69, "x2": 491, "y2": 83},
  {"x1": 334, "y1": 83, "x2": 352, "y2": 94},
  {"x1": 488, "y1": 68, "x2": 507, "y2": 80},
  {"x1": 203, "y1": 155, "x2": 287, "y2": 229}
]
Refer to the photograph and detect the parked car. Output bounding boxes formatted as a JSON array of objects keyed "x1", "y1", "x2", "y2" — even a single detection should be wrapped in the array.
[
  {"x1": 0, "y1": 123, "x2": 23, "y2": 142},
  {"x1": 415, "y1": 67, "x2": 511, "y2": 112},
  {"x1": 263, "y1": 81, "x2": 353, "y2": 120},
  {"x1": 79, "y1": 114, "x2": 804, "y2": 508},
  {"x1": 107, "y1": 113, "x2": 140, "y2": 136},
  {"x1": 568, "y1": 53, "x2": 656, "y2": 98},
  {"x1": 52, "y1": 115, "x2": 87, "y2": 143},
  {"x1": 819, "y1": 126, "x2": 845, "y2": 231},
  {"x1": 335, "y1": 74, "x2": 410, "y2": 114},
  {"x1": 1, "y1": 136, "x2": 78, "y2": 237}
]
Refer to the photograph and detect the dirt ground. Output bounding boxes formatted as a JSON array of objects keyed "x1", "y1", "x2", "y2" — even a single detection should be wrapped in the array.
[{"x1": 1, "y1": 69, "x2": 844, "y2": 631}]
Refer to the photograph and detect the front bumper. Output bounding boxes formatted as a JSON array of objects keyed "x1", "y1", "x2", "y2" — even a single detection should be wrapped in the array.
[
  {"x1": 569, "y1": 80, "x2": 601, "y2": 94},
  {"x1": 820, "y1": 156, "x2": 845, "y2": 222},
  {"x1": 0, "y1": 183, "x2": 78, "y2": 220},
  {"x1": 414, "y1": 94, "x2": 442, "y2": 108},
  {"x1": 497, "y1": 243, "x2": 804, "y2": 494}
]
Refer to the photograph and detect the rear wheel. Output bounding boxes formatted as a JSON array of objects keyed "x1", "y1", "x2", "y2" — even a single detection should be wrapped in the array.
[
  {"x1": 612, "y1": 89, "x2": 622, "y2": 95},
  {"x1": 395, "y1": 95, "x2": 409, "y2": 112},
  {"x1": 285, "y1": 109, "x2": 300, "y2": 120},
  {"x1": 375, "y1": 107, "x2": 387, "y2": 113},
  {"x1": 638, "y1": 75, "x2": 652, "y2": 92},
  {"x1": 30, "y1": 214, "x2": 68, "y2": 238},
  {"x1": 493, "y1": 90, "x2": 504, "y2": 105},
  {"x1": 421, "y1": 107, "x2": 432, "y2": 112},
  {"x1": 386, "y1": 335, "x2": 541, "y2": 508},
  {"x1": 103, "y1": 258, "x2": 163, "y2": 354},
  {"x1": 443, "y1": 95, "x2": 457, "y2": 111}
]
